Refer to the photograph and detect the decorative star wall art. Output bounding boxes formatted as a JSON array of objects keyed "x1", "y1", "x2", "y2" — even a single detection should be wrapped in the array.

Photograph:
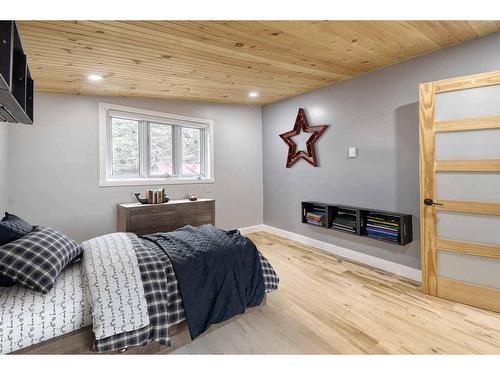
[{"x1": 279, "y1": 108, "x2": 329, "y2": 168}]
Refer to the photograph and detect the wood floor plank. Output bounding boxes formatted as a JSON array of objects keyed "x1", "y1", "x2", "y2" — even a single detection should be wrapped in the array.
[{"x1": 172, "y1": 232, "x2": 500, "y2": 354}]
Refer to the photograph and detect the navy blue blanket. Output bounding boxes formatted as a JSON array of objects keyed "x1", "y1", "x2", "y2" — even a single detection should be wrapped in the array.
[{"x1": 143, "y1": 225, "x2": 265, "y2": 339}]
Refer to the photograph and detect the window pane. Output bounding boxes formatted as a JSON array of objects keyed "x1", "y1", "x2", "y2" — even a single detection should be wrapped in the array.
[
  {"x1": 111, "y1": 117, "x2": 139, "y2": 176},
  {"x1": 149, "y1": 123, "x2": 173, "y2": 176},
  {"x1": 181, "y1": 127, "x2": 201, "y2": 176}
]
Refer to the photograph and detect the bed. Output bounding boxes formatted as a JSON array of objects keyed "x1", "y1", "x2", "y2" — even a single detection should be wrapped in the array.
[{"x1": 0, "y1": 225, "x2": 279, "y2": 354}]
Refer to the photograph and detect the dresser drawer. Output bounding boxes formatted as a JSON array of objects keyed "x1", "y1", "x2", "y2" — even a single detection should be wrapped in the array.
[
  {"x1": 133, "y1": 223, "x2": 177, "y2": 236},
  {"x1": 131, "y1": 215, "x2": 176, "y2": 231},
  {"x1": 130, "y1": 205, "x2": 173, "y2": 216},
  {"x1": 131, "y1": 210, "x2": 175, "y2": 222},
  {"x1": 196, "y1": 212, "x2": 214, "y2": 225},
  {"x1": 175, "y1": 204, "x2": 196, "y2": 216},
  {"x1": 176, "y1": 216, "x2": 195, "y2": 227},
  {"x1": 196, "y1": 201, "x2": 214, "y2": 213}
]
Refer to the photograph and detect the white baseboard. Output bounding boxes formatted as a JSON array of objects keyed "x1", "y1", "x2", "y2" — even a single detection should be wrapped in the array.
[
  {"x1": 239, "y1": 224, "x2": 268, "y2": 235},
  {"x1": 240, "y1": 224, "x2": 421, "y2": 283}
]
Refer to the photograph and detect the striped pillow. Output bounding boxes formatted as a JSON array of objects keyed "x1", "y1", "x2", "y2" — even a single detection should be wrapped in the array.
[{"x1": 0, "y1": 227, "x2": 82, "y2": 293}]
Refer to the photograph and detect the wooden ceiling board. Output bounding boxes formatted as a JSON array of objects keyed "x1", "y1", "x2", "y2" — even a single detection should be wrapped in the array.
[{"x1": 16, "y1": 21, "x2": 500, "y2": 105}]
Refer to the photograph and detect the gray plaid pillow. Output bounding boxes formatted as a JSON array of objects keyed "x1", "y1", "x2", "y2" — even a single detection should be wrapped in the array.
[{"x1": 0, "y1": 227, "x2": 82, "y2": 293}]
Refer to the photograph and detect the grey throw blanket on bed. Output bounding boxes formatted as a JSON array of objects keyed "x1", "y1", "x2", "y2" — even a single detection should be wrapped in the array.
[{"x1": 143, "y1": 224, "x2": 265, "y2": 339}]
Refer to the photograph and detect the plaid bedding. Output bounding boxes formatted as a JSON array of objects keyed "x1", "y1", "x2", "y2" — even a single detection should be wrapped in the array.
[{"x1": 91, "y1": 235, "x2": 279, "y2": 353}]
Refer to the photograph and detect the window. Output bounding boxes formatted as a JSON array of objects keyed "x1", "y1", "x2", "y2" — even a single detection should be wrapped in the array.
[
  {"x1": 110, "y1": 117, "x2": 140, "y2": 176},
  {"x1": 181, "y1": 127, "x2": 201, "y2": 176},
  {"x1": 149, "y1": 123, "x2": 173, "y2": 176},
  {"x1": 99, "y1": 103, "x2": 214, "y2": 186}
]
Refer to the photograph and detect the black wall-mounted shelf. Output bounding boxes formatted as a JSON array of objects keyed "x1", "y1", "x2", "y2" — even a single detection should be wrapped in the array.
[
  {"x1": 302, "y1": 201, "x2": 413, "y2": 246},
  {"x1": 0, "y1": 21, "x2": 33, "y2": 125}
]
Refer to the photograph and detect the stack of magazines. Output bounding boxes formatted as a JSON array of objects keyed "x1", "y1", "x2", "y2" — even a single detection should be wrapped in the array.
[
  {"x1": 331, "y1": 209, "x2": 357, "y2": 234},
  {"x1": 365, "y1": 212, "x2": 400, "y2": 243},
  {"x1": 305, "y1": 210, "x2": 325, "y2": 226}
]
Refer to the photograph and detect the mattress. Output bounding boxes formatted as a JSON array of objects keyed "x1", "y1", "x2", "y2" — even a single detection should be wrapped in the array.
[{"x1": 0, "y1": 261, "x2": 92, "y2": 354}]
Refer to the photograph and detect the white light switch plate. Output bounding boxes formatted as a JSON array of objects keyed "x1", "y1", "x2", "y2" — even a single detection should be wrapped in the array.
[{"x1": 348, "y1": 146, "x2": 357, "y2": 158}]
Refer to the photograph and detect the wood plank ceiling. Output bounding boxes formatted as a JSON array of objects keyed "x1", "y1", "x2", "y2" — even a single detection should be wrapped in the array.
[{"x1": 16, "y1": 21, "x2": 500, "y2": 105}]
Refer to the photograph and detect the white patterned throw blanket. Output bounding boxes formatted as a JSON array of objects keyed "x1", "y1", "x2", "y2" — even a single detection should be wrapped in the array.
[{"x1": 80, "y1": 233, "x2": 150, "y2": 340}]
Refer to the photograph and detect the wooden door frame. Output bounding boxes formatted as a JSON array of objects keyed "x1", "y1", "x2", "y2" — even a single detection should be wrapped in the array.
[{"x1": 419, "y1": 69, "x2": 500, "y2": 301}]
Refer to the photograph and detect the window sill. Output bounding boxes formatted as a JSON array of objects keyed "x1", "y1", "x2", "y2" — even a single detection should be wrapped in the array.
[{"x1": 99, "y1": 177, "x2": 215, "y2": 187}]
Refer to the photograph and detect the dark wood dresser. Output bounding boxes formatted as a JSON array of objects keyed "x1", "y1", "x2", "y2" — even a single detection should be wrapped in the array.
[{"x1": 117, "y1": 198, "x2": 215, "y2": 235}]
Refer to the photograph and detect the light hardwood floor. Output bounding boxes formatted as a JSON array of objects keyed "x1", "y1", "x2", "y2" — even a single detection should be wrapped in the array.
[{"x1": 173, "y1": 231, "x2": 500, "y2": 354}]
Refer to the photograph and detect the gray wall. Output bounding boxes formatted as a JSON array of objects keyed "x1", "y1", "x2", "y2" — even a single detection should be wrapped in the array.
[
  {"x1": 8, "y1": 93, "x2": 263, "y2": 242},
  {"x1": 0, "y1": 124, "x2": 9, "y2": 211},
  {"x1": 262, "y1": 32, "x2": 500, "y2": 270}
]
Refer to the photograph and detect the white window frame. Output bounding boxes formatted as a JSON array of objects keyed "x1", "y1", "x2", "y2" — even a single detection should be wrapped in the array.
[{"x1": 99, "y1": 103, "x2": 214, "y2": 187}]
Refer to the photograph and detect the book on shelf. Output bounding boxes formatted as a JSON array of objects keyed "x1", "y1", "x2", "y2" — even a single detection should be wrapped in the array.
[
  {"x1": 146, "y1": 189, "x2": 165, "y2": 204},
  {"x1": 366, "y1": 230, "x2": 398, "y2": 237},
  {"x1": 366, "y1": 225, "x2": 398, "y2": 232},
  {"x1": 333, "y1": 217, "x2": 355, "y2": 225},
  {"x1": 306, "y1": 219, "x2": 324, "y2": 226},
  {"x1": 365, "y1": 233, "x2": 399, "y2": 243},
  {"x1": 306, "y1": 216, "x2": 323, "y2": 222},
  {"x1": 332, "y1": 222, "x2": 355, "y2": 230},
  {"x1": 306, "y1": 210, "x2": 325, "y2": 216},
  {"x1": 332, "y1": 225, "x2": 356, "y2": 234},
  {"x1": 366, "y1": 224, "x2": 398, "y2": 232},
  {"x1": 367, "y1": 214, "x2": 399, "y2": 224},
  {"x1": 306, "y1": 210, "x2": 324, "y2": 218},
  {"x1": 365, "y1": 211, "x2": 400, "y2": 242},
  {"x1": 305, "y1": 210, "x2": 326, "y2": 226},
  {"x1": 331, "y1": 211, "x2": 357, "y2": 232}
]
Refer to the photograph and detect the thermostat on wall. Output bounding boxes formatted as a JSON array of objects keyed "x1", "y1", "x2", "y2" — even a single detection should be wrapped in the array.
[{"x1": 348, "y1": 146, "x2": 358, "y2": 158}]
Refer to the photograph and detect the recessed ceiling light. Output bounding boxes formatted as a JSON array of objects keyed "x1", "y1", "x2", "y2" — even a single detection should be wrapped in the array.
[
  {"x1": 87, "y1": 74, "x2": 103, "y2": 81},
  {"x1": 248, "y1": 91, "x2": 259, "y2": 98}
]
